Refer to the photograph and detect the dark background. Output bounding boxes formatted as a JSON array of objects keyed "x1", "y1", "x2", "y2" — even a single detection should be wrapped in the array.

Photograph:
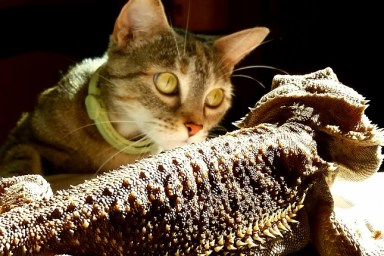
[{"x1": 0, "y1": 0, "x2": 382, "y2": 142}]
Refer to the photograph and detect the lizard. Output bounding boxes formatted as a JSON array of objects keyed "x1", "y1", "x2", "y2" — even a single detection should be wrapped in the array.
[{"x1": 0, "y1": 67, "x2": 383, "y2": 255}]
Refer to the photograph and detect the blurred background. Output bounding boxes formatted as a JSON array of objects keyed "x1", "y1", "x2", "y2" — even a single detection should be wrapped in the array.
[{"x1": 0, "y1": 0, "x2": 382, "y2": 142}]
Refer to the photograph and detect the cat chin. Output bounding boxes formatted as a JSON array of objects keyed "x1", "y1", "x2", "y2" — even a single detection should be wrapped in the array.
[
  {"x1": 159, "y1": 141, "x2": 188, "y2": 152},
  {"x1": 157, "y1": 133, "x2": 207, "y2": 152}
]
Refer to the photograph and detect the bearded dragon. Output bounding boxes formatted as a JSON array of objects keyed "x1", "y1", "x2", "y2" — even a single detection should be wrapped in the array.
[{"x1": 0, "y1": 67, "x2": 383, "y2": 255}]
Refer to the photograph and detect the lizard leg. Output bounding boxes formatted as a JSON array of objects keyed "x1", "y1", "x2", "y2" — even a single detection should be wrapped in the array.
[
  {"x1": 312, "y1": 207, "x2": 363, "y2": 256},
  {"x1": 0, "y1": 174, "x2": 52, "y2": 213},
  {"x1": 308, "y1": 177, "x2": 362, "y2": 255}
]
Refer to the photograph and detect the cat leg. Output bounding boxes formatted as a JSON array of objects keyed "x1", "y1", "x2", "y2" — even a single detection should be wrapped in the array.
[{"x1": 0, "y1": 144, "x2": 43, "y2": 177}]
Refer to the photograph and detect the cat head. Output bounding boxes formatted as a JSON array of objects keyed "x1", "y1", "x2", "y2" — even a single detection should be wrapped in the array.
[{"x1": 98, "y1": 0, "x2": 269, "y2": 152}]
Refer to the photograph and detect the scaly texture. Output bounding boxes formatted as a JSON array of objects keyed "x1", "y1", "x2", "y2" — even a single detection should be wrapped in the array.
[{"x1": 0, "y1": 67, "x2": 383, "y2": 255}]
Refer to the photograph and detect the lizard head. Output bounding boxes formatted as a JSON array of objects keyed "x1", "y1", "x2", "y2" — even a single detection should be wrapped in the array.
[{"x1": 235, "y1": 67, "x2": 384, "y2": 182}]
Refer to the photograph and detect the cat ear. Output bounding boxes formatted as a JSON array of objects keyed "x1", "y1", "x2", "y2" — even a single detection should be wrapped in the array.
[
  {"x1": 214, "y1": 27, "x2": 269, "y2": 69},
  {"x1": 112, "y1": 0, "x2": 171, "y2": 48}
]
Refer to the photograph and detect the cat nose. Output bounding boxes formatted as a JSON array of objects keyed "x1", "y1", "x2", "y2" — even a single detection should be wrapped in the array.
[{"x1": 185, "y1": 122, "x2": 203, "y2": 137}]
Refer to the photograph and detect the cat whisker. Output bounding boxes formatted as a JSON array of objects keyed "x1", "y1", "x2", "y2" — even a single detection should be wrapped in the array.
[
  {"x1": 183, "y1": 0, "x2": 191, "y2": 57},
  {"x1": 166, "y1": 4, "x2": 181, "y2": 59},
  {"x1": 214, "y1": 29, "x2": 259, "y2": 74},
  {"x1": 231, "y1": 74, "x2": 265, "y2": 88},
  {"x1": 65, "y1": 120, "x2": 152, "y2": 137},
  {"x1": 104, "y1": 110, "x2": 138, "y2": 115},
  {"x1": 97, "y1": 73, "x2": 140, "y2": 92},
  {"x1": 208, "y1": 125, "x2": 229, "y2": 138},
  {"x1": 234, "y1": 65, "x2": 289, "y2": 74},
  {"x1": 97, "y1": 73, "x2": 115, "y2": 85},
  {"x1": 93, "y1": 134, "x2": 150, "y2": 176},
  {"x1": 171, "y1": 31, "x2": 181, "y2": 60},
  {"x1": 64, "y1": 123, "x2": 100, "y2": 137},
  {"x1": 259, "y1": 38, "x2": 274, "y2": 47},
  {"x1": 93, "y1": 151, "x2": 122, "y2": 177}
]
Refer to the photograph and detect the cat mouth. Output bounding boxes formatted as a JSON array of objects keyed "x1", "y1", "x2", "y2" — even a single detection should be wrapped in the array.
[
  {"x1": 128, "y1": 135, "x2": 144, "y2": 142},
  {"x1": 127, "y1": 135, "x2": 156, "y2": 148},
  {"x1": 157, "y1": 140, "x2": 188, "y2": 151}
]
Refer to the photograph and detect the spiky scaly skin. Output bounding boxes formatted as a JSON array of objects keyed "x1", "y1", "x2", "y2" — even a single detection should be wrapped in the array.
[
  {"x1": 0, "y1": 68, "x2": 383, "y2": 255},
  {"x1": 0, "y1": 123, "x2": 318, "y2": 255}
]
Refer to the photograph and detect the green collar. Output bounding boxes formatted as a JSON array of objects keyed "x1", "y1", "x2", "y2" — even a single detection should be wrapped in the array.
[{"x1": 85, "y1": 67, "x2": 157, "y2": 155}]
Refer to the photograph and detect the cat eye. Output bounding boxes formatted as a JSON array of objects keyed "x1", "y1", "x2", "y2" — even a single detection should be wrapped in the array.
[
  {"x1": 153, "y1": 72, "x2": 179, "y2": 95},
  {"x1": 205, "y1": 88, "x2": 224, "y2": 108}
]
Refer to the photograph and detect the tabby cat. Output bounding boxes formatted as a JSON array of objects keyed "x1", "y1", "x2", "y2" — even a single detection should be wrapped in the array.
[{"x1": 0, "y1": 0, "x2": 269, "y2": 189}]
